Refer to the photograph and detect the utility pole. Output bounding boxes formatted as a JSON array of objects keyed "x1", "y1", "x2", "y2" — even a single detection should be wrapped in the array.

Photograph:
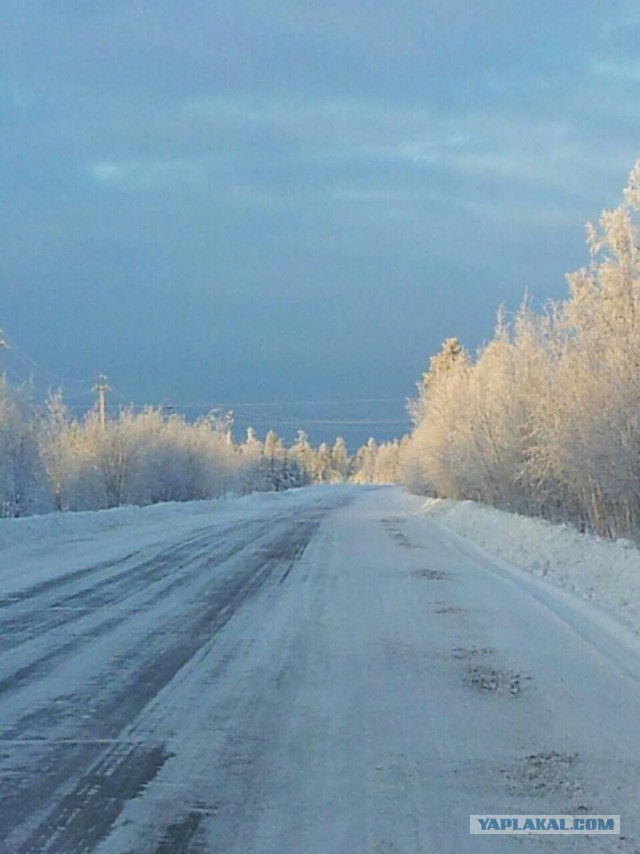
[{"x1": 93, "y1": 374, "x2": 110, "y2": 430}]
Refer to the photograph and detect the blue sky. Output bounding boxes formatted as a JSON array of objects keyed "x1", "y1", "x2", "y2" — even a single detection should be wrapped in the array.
[{"x1": 2, "y1": 1, "x2": 640, "y2": 444}]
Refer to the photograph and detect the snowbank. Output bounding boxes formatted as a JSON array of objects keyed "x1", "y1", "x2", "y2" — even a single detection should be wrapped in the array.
[{"x1": 421, "y1": 498, "x2": 640, "y2": 633}]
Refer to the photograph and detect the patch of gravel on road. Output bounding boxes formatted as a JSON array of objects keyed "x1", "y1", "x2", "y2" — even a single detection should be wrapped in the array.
[
  {"x1": 411, "y1": 568, "x2": 447, "y2": 580},
  {"x1": 467, "y1": 665, "x2": 531, "y2": 696},
  {"x1": 155, "y1": 804, "x2": 209, "y2": 853},
  {"x1": 451, "y1": 646, "x2": 494, "y2": 660},
  {"x1": 381, "y1": 518, "x2": 421, "y2": 550},
  {"x1": 501, "y1": 751, "x2": 584, "y2": 801},
  {"x1": 391, "y1": 531, "x2": 419, "y2": 549}
]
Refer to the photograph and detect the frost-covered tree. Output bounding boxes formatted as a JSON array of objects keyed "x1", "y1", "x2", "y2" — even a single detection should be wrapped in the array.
[
  {"x1": 238, "y1": 427, "x2": 264, "y2": 492},
  {"x1": 0, "y1": 383, "x2": 52, "y2": 517},
  {"x1": 37, "y1": 390, "x2": 72, "y2": 512},
  {"x1": 402, "y1": 159, "x2": 640, "y2": 540},
  {"x1": 312, "y1": 442, "x2": 334, "y2": 483},
  {"x1": 35, "y1": 404, "x2": 243, "y2": 511},
  {"x1": 262, "y1": 429, "x2": 287, "y2": 491},
  {"x1": 371, "y1": 439, "x2": 401, "y2": 483},
  {"x1": 531, "y1": 164, "x2": 640, "y2": 536},
  {"x1": 351, "y1": 437, "x2": 379, "y2": 484},
  {"x1": 288, "y1": 430, "x2": 314, "y2": 486},
  {"x1": 331, "y1": 437, "x2": 350, "y2": 481}
]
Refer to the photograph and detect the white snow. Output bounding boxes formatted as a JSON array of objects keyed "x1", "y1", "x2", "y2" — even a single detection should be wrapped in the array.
[
  {"x1": 3, "y1": 484, "x2": 640, "y2": 851},
  {"x1": 420, "y1": 497, "x2": 640, "y2": 634},
  {"x1": 5, "y1": 487, "x2": 640, "y2": 638}
]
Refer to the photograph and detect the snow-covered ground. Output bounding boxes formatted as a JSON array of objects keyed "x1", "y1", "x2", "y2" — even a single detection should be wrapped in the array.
[
  {"x1": 2, "y1": 485, "x2": 640, "y2": 852},
  {"x1": 421, "y1": 497, "x2": 640, "y2": 635},
  {"x1": 0, "y1": 487, "x2": 335, "y2": 596}
]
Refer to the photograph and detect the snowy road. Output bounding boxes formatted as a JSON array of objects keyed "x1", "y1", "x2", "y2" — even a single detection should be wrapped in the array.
[{"x1": 1, "y1": 486, "x2": 639, "y2": 852}]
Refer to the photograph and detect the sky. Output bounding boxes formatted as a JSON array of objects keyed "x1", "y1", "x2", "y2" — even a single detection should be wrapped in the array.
[{"x1": 2, "y1": 1, "x2": 640, "y2": 446}]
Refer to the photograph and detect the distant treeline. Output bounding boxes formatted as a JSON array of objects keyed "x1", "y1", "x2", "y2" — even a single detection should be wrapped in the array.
[{"x1": 0, "y1": 385, "x2": 402, "y2": 518}]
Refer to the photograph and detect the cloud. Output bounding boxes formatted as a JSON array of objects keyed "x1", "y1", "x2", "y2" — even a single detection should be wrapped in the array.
[
  {"x1": 87, "y1": 159, "x2": 201, "y2": 191},
  {"x1": 2, "y1": 0, "x2": 640, "y2": 417},
  {"x1": 89, "y1": 162, "x2": 123, "y2": 184},
  {"x1": 590, "y1": 59, "x2": 640, "y2": 81}
]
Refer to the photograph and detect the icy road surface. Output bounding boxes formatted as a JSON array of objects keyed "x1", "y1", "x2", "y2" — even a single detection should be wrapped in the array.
[{"x1": 1, "y1": 485, "x2": 638, "y2": 853}]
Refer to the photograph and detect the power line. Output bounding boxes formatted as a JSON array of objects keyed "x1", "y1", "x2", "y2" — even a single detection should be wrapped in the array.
[
  {"x1": 0, "y1": 332, "x2": 411, "y2": 437},
  {"x1": 168, "y1": 397, "x2": 408, "y2": 409},
  {"x1": 2, "y1": 335, "x2": 98, "y2": 389},
  {"x1": 241, "y1": 397, "x2": 406, "y2": 406}
]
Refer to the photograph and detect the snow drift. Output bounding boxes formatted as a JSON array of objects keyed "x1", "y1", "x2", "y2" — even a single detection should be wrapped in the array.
[{"x1": 422, "y1": 497, "x2": 640, "y2": 634}]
